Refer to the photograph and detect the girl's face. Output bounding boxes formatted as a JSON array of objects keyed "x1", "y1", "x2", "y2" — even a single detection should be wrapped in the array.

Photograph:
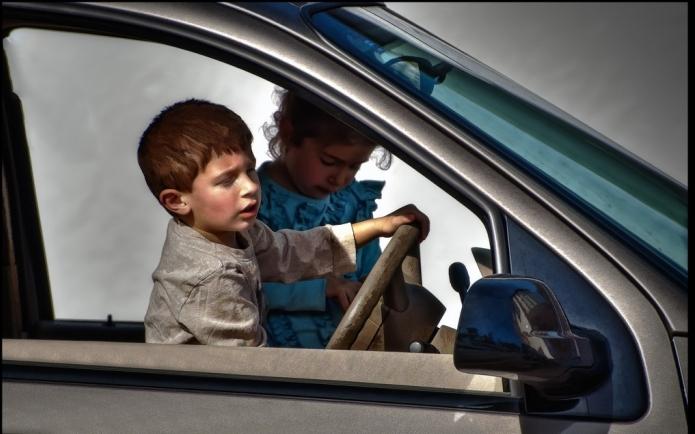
[{"x1": 283, "y1": 138, "x2": 375, "y2": 199}]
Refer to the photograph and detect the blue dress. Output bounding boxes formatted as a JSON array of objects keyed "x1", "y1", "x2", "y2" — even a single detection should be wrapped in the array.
[{"x1": 256, "y1": 161, "x2": 385, "y2": 348}]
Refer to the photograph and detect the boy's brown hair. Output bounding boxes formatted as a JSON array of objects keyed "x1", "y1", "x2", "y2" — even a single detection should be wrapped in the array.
[{"x1": 138, "y1": 99, "x2": 253, "y2": 199}]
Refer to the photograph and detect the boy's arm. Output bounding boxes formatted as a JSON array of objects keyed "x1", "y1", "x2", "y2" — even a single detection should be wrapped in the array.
[
  {"x1": 251, "y1": 220, "x2": 356, "y2": 283},
  {"x1": 250, "y1": 204, "x2": 428, "y2": 284},
  {"x1": 352, "y1": 203, "x2": 430, "y2": 246}
]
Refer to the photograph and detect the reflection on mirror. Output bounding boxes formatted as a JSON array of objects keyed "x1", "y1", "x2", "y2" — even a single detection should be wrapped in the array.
[{"x1": 454, "y1": 275, "x2": 609, "y2": 400}]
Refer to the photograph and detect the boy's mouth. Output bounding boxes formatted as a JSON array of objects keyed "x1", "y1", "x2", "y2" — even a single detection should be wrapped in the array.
[{"x1": 239, "y1": 201, "x2": 258, "y2": 216}]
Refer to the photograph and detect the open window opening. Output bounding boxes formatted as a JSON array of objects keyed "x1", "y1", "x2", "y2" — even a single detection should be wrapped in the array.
[{"x1": 4, "y1": 27, "x2": 492, "y2": 354}]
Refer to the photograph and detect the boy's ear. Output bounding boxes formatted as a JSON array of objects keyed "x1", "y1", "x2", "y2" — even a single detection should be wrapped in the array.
[{"x1": 159, "y1": 189, "x2": 190, "y2": 216}]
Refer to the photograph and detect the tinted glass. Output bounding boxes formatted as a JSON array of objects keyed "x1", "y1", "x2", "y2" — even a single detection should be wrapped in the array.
[{"x1": 311, "y1": 6, "x2": 687, "y2": 284}]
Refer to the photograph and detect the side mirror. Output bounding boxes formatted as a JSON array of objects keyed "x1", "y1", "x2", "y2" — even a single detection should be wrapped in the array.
[{"x1": 453, "y1": 274, "x2": 609, "y2": 399}]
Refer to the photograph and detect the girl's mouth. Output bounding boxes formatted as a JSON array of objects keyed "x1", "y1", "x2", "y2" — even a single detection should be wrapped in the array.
[{"x1": 316, "y1": 187, "x2": 334, "y2": 196}]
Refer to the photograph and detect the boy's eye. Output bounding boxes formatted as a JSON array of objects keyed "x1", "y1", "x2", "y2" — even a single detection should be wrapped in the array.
[
  {"x1": 218, "y1": 176, "x2": 237, "y2": 186},
  {"x1": 320, "y1": 158, "x2": 336, "y2": 166}
]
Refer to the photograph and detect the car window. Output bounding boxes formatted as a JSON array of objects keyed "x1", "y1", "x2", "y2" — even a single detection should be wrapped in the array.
[
  {"x1": 310, "y1": 5, "x2": 688, "y2": 285},
  {"x1": 4, "y1": 27, "x2": 489, "y2": 330},
  {"x1": 4, "y1": 28, "x2": 277, "y2": 321}
]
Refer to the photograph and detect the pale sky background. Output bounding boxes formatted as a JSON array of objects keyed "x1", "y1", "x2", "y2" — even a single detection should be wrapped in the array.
[{"x1": 4, "y1": 3, "x2": 687, "y2": 329}]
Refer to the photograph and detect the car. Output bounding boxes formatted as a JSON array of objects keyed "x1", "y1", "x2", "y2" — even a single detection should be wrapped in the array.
[{"x1": 2, "y1": 2, "x2": 687, "y2": 433}]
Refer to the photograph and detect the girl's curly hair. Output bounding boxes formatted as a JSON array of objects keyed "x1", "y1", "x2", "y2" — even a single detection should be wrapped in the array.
[{"x1": 262, "y1": 88, "x2": 391, "y2": 169}]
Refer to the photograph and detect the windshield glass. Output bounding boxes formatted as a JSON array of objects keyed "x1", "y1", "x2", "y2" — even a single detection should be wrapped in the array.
[{"x1": 310, "y1": 6, "x2": 688, "y2": 284}]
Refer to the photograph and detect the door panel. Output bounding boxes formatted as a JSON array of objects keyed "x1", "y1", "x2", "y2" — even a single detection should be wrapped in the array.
[{"x1": 3, "y1": 381, "x2": 522, "y2": 434}]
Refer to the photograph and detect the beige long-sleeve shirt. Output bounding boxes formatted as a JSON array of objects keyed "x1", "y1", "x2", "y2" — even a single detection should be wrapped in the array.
[{"x1": 144, "y1": 218, "x2": 356, "y2": 347}]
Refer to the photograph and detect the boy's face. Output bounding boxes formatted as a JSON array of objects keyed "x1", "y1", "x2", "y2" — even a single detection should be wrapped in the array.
[
  {"x1": 182, "y1": 151, "x2": 260, "y2": 243},
  {"x1": 284, "y1": 138, "x2": 374, "y2": 199}
]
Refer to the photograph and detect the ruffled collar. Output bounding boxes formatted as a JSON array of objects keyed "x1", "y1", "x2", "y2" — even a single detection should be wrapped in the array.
[{"x1": 257, "y1": 161, "x2": 385, "y2": 230}]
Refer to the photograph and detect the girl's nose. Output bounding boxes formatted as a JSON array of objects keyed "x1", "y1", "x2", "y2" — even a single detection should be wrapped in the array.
[{"x1": 330, "y1": 168, "x2": 353, "y2": 187}]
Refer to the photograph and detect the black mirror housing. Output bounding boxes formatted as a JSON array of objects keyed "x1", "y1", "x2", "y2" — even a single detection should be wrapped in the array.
[{"x1": 454, "y1": 275, "x2": 609, "y2": 399}]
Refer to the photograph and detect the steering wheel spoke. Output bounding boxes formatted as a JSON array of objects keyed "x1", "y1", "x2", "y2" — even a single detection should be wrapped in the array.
[{"x1": 326, "y1": 224, "x2": 420, "y2": 350}]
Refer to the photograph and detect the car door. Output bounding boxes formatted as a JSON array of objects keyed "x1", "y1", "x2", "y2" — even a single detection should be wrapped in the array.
[
  {"x1": 2, "y1": 2, "x2": 687, "y2": 433},
  {"x1": 0, "y1": 3, "x2": 512, "y2": 433}
]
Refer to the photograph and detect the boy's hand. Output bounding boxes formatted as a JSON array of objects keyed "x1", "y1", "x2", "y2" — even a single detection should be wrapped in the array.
[
  {"x1": 379, "y1": 204, "x2": 430, "y2": 242},
  {"x1": 326, "y1": 275, "x2": 361, "y2": 312},
  {"x1": 351, "y1": 204, "x2": 430, "y2": 247}
]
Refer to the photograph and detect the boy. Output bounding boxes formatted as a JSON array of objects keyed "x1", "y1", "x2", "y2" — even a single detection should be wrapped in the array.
[{"x1": 138, "y1": 99, "x2": 429, "y2": 347}]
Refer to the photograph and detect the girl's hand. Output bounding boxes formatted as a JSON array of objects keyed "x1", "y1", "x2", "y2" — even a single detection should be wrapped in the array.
[
  {"x1": 325, "y1": 275, "x2": 362, "y2": 312},
  {"x1": 379, "y1": 204, "x2": 430, "y2": 242}
]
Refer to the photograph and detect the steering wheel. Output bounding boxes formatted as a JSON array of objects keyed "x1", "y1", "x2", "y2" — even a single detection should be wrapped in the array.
[{"x1": 326, "y1": 224, "x2": 420, "y2": 350}]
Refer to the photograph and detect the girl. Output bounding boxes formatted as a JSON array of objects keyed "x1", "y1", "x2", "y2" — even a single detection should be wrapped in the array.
[{"x1": 258, "y1": 88, "x2": 391, "y2": 348}]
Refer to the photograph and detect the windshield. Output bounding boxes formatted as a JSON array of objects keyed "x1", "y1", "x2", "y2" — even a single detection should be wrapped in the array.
[{"x1": 310, "y1": 6, "x2": 687, "y2": 284}]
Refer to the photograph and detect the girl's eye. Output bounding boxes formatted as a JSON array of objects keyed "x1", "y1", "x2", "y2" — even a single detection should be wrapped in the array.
[{"x1": 320, "y1": 158, "x2": 336, "y2": 166}]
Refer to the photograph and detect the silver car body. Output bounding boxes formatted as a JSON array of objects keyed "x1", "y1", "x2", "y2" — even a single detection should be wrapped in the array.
[{"x1": 2, "y1": 2, "x2": 687, "y2": 433}]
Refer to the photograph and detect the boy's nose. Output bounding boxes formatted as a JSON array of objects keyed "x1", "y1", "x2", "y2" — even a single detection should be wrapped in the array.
[{"x1": 241, "y1": 172, "x2": 260, "y2": 196}]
